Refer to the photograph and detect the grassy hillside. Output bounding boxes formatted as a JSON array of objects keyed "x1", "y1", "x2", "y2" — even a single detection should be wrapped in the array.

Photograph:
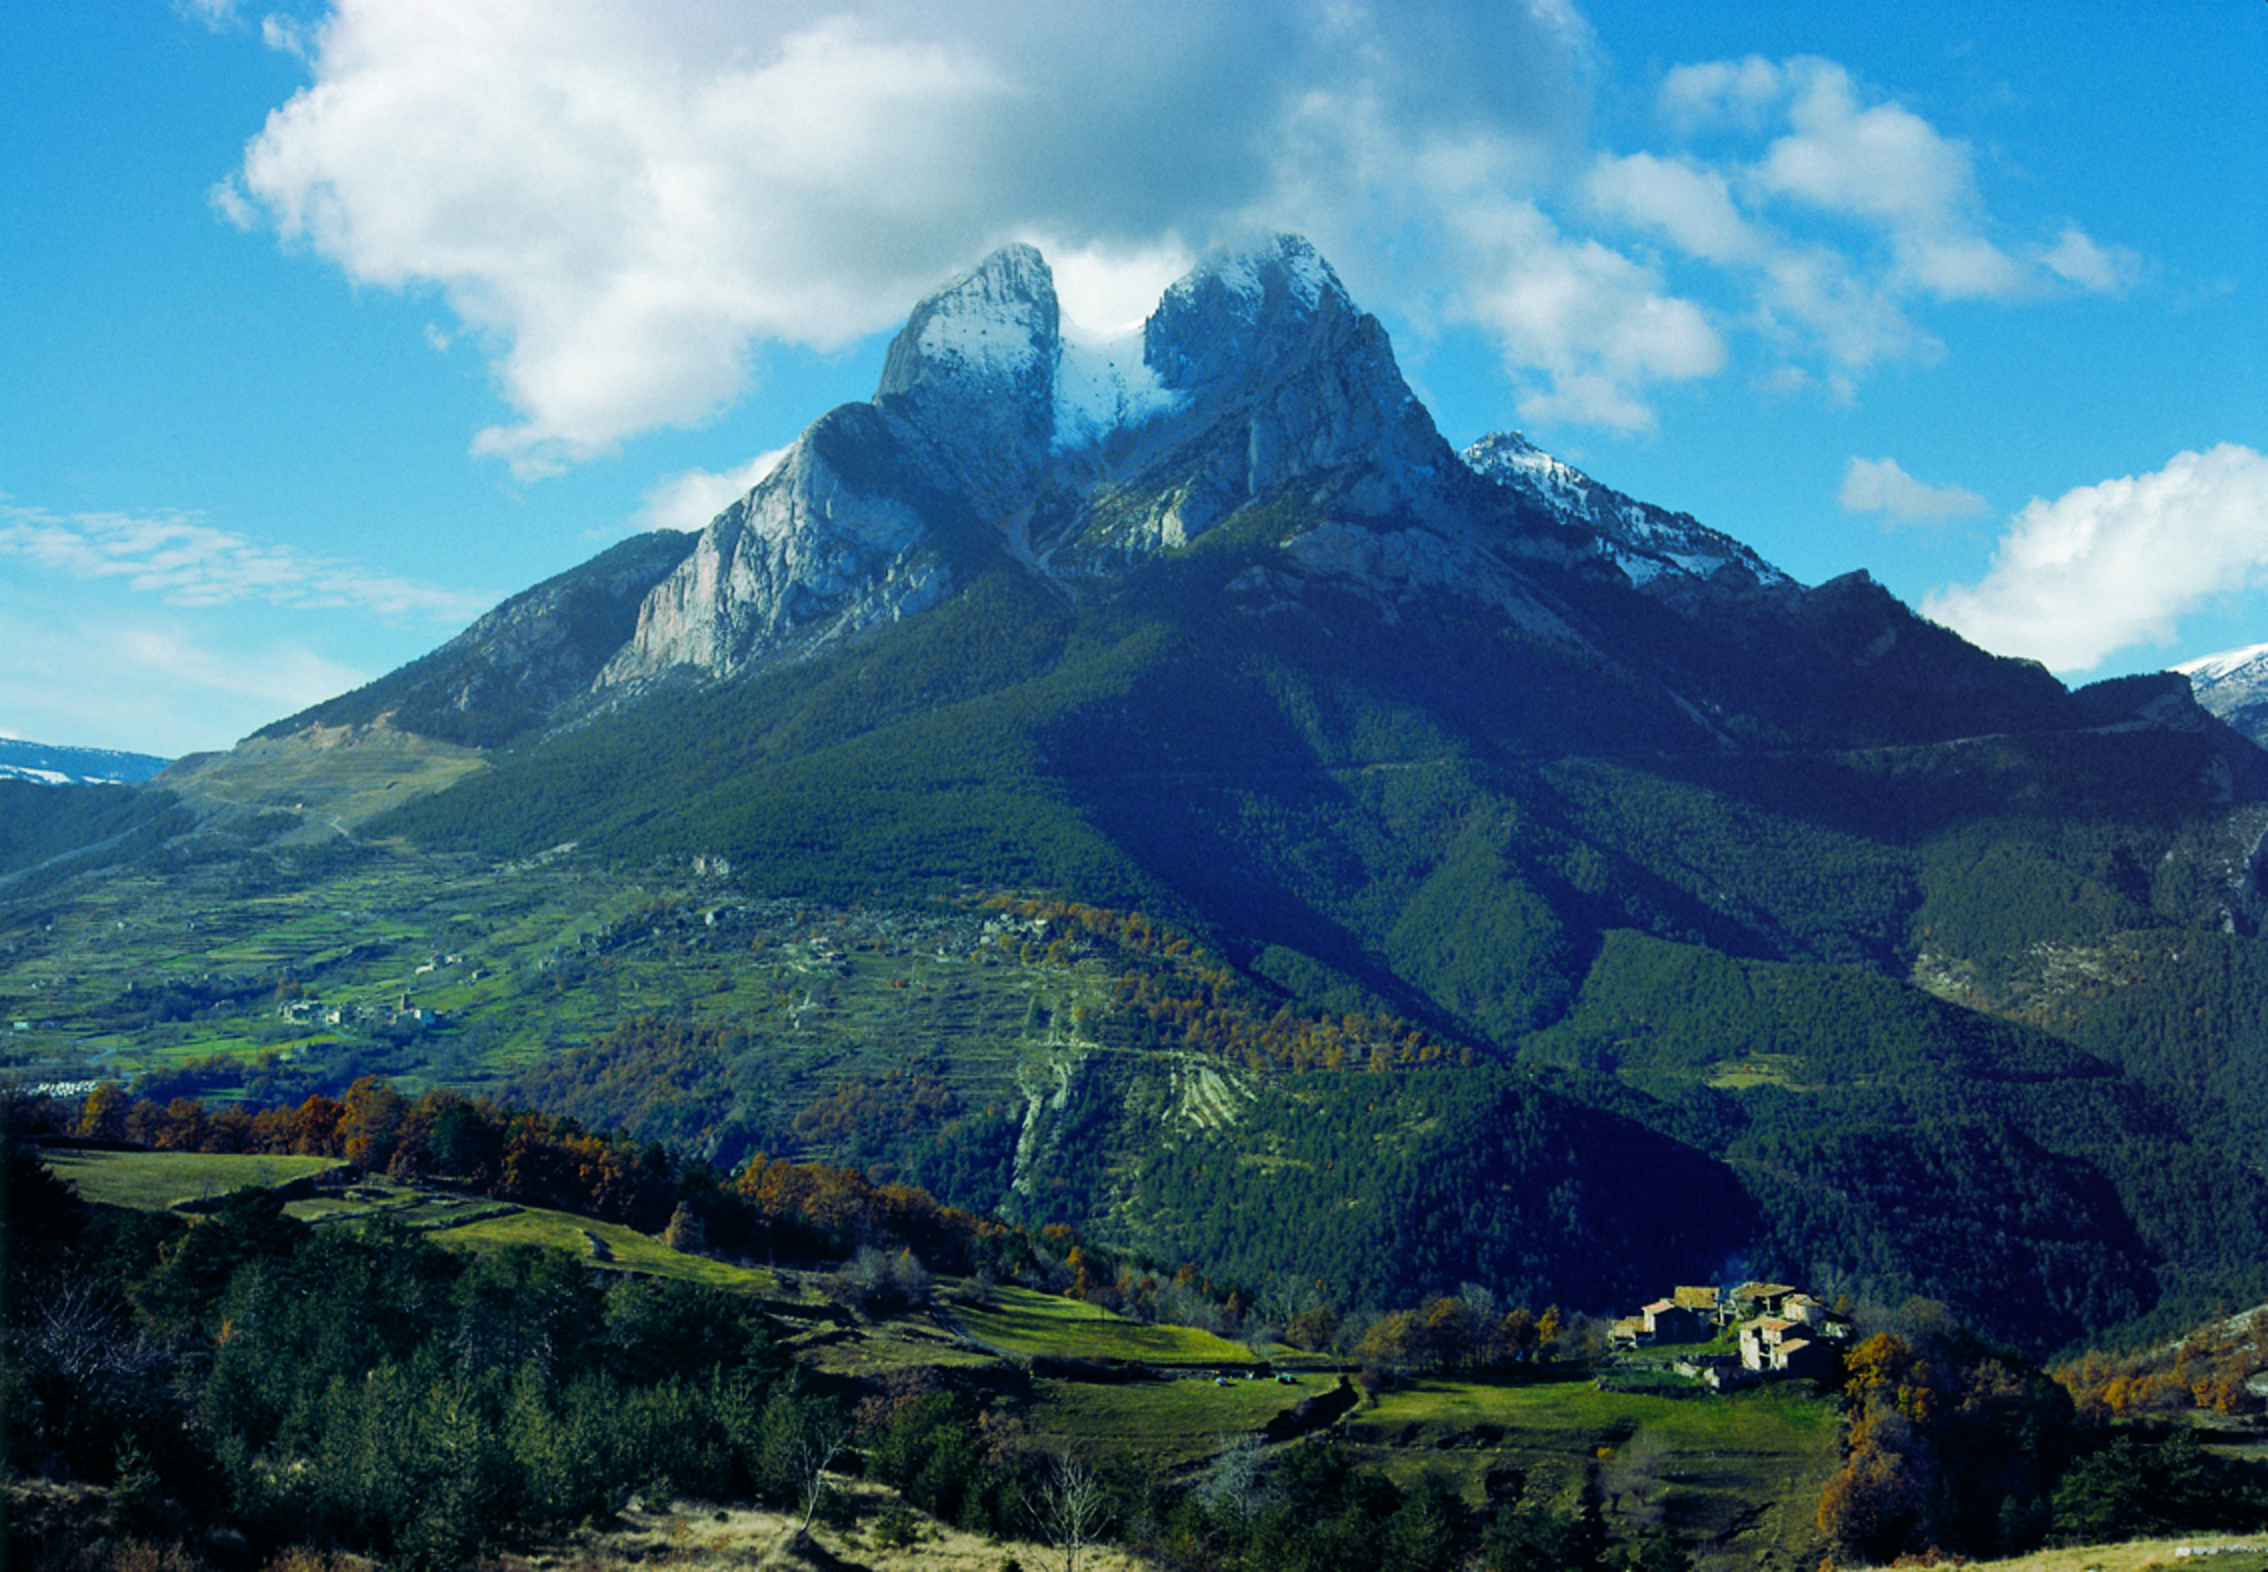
[{"x1": 23, "y1": 1145, "x2": 1853, "y2": 1571}]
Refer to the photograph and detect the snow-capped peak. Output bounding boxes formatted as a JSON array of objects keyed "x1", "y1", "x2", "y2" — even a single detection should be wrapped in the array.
[
  {"x1": 1462, "y1": 431, "x2": 1794, "y2": 594},
  {"x1": 879, "y1": 242, "x2": 1058, "y2": 405},
  {"x1": 1151, "y1": 233, "x2": 1348, "y2": 338},
  {"x1": 1174, "y1": 232, "x2": 1344, "y2": 315},
  {"x1": 2173, "y1": 642, "x2": 2268, "y2": 684}
]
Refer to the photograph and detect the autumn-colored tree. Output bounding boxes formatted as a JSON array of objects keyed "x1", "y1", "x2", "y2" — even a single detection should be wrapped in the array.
[
  {"x1": 1409, "y1": 1296, "x2": 1477, "y2": 1371},
  {"x1": 1535, "y1": 1305, "x2": 1565, "y2": 1355},
  {"x1": 287, "y1": 1092, "x2": 346, "y2": 1155},
  {"x1": 337, "y1": 1075, "x2": 409, "y2": 1172},
  {"x1": 1818, "y1": 1320, "x2": 2071, "y2": 1563},
  {"x1": 1285, "y1": 1303, "x2": 1341, "y2": 1352},
  {"x1": 1357, "y1": 1310, "x2": 1414, "y2": 1370},
  {"x1": 75, "y1": 1081, "x2": 128, "y2": 1141}
]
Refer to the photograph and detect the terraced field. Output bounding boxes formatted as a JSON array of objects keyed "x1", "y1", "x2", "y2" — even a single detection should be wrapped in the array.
[{"x1": 1, "y1": 844, "x2": 1129, "y2": 1160}]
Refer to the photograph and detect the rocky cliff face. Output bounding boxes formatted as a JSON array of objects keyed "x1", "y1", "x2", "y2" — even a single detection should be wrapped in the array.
[
  {"x1": 873, "y1": 242, "x2": 1060, "y2": 519},
  {"x1": 1063, "y1": 234, "x2": 1452, "y2": 556},
  {"x1": 254, "y1": 530, "x2": 699, "y2": 747},
  {"x1": 599, "y1": 405, "x2": 956, "y2": 688}
]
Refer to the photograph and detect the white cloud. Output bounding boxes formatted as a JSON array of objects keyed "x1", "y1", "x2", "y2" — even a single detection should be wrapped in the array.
[
  {"x1": 1756, "y1": 62, "x2": 1978, "y2": 233},
  {"x1": 175, "y1": 0, "x2": 242, "y2": 31},
  {"x1": 1582, "y1": 55, "x2": 2133, "y2": 399},
  {"x1": 1045, "y1": 240, "x2": 1201, "y2": 334},
  {"x1": 223, "y1": 0, "x2": 1596, "y2": 472},
  {"x1": 1922, "y1": 445, "x2": 2268, "y2": 672},
  {"x1": 1657, "y1": 56, "x2": 1786, "y2": 133},
  {"x1": 1586, "y1": 152, "x2": 1762, "y2": 265},
  {"x1": 0, "y1": 503, "x2": 493, "y2": 622},
  {"x1": 219, "y1": 9, "x2": 2137, "y2": 461},
  {"x1": 2040, "y1": 225, "x2": 2142, "y2": 294},
  {"x1": 633, "y1": 451, "x2": 792, "y2": 536},
  {"x1": 1449, "y1": 197, "x2": 1724, "y2": 431},
  {"x1": 1837, "y1": 456, "x2": 1988, "y2": 525}
]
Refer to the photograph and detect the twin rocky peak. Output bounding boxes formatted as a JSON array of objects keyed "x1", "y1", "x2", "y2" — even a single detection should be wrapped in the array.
[{"x1": 597, "y1": 233, "x2": 1786, "y2": 692}]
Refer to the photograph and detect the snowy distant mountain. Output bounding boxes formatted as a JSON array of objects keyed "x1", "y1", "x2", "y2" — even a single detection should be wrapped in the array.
[
  {"x1": 2173, "y1": 642, "x2": 2268, "y2": 748},
  {"x1": 1460, "y1": 430, "x2": 1792, "y2": 595},
  {"x1": 0, "y1": 738, "x2": 170, "y2": 786}
]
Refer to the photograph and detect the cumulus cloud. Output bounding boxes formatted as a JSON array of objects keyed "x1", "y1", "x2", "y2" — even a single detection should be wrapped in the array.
[
  {"x1": 1449, "y1": 196, "x2": 1723, "y2": 431},
  {"x1": 1838, "y1": 456, "x2": 1988, "y2": 525},
  {"x1": 0, "y1": 503, "x2": 493, "y2": 622},
  {"x1": 219, "y1": 0, "x2": 1596, "y2": 472},
  {"x1": 1922, "y1": 445, "x2": 2268, "y2": 672},
  {"x1": 218, "y1": 7, "x2": 2132, "y2": 466},
  {"x1": 1588, "y1": 56, "x2": 2129, "y2": 396},
  {"x1": 1585, "y1": 153, "x2": 1762, "y2": 265}
]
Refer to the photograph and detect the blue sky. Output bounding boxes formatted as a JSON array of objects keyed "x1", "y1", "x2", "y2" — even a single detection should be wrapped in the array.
[{"x1": 3, "y1": 1, "x2": 2262, "y2": 756}]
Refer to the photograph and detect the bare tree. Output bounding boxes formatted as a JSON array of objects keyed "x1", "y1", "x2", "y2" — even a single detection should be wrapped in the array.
[
  {"x1": 794, "y1": 1417, "x2": 850, "y2": 1534},
  {"x1": 1194, "y1": 1434, "x2": 1276, "y2": 1530},
  {"x1": 1032, "y1": 1450, "x2": 1112, "y2": 1572},
  {"x1": 886, "y1": 1246, "x2": 933, "y2": 1307}
]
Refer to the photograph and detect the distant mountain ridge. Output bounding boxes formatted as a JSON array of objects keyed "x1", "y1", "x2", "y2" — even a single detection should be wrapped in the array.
[{"x1": 0, "y1": 737, "x2": 170, "y2": 786}]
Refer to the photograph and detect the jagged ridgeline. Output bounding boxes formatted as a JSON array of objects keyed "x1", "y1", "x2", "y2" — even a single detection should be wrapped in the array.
[{"x1": 26, "y1": 235, "x2": 2268, "y2": 1353}]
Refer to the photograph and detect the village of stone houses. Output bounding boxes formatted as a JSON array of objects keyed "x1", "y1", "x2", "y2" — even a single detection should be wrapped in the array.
[{"x1": 1607, "y1": 1280, "x2": 1850, "y2": 1389}]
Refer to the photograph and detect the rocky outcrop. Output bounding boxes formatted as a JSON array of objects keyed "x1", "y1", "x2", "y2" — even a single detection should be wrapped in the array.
[
  {"x1": 1041, "y1": 236, "x2": 1455, "y2": 567},
  {"x1": 874, "y1": 243, "x2": 1060, "y2": 519},
  {"x1": 2175, "y1": 644, "x2": 2268, "y2": 751}
]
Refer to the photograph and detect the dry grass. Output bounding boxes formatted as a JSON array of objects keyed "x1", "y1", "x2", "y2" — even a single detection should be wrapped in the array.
[
  {"x1": 1947, "y1": 1541, "x2": 2268, "y2": 1572},
  {"x1": 508, "y1": 1481, "x2": 1154, "y2": 1572}
]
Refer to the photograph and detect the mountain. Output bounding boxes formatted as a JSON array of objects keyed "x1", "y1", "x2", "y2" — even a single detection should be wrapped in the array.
[
  {"x1": 596, "y1": 235, "x2": 1468, "y2": 692},
  {"x1": 16, "y1": 234, "x2": 2268, "y2": 1355},
  {"x1": 0, "y1": 737, "x2": 170, "y2": 786}
]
